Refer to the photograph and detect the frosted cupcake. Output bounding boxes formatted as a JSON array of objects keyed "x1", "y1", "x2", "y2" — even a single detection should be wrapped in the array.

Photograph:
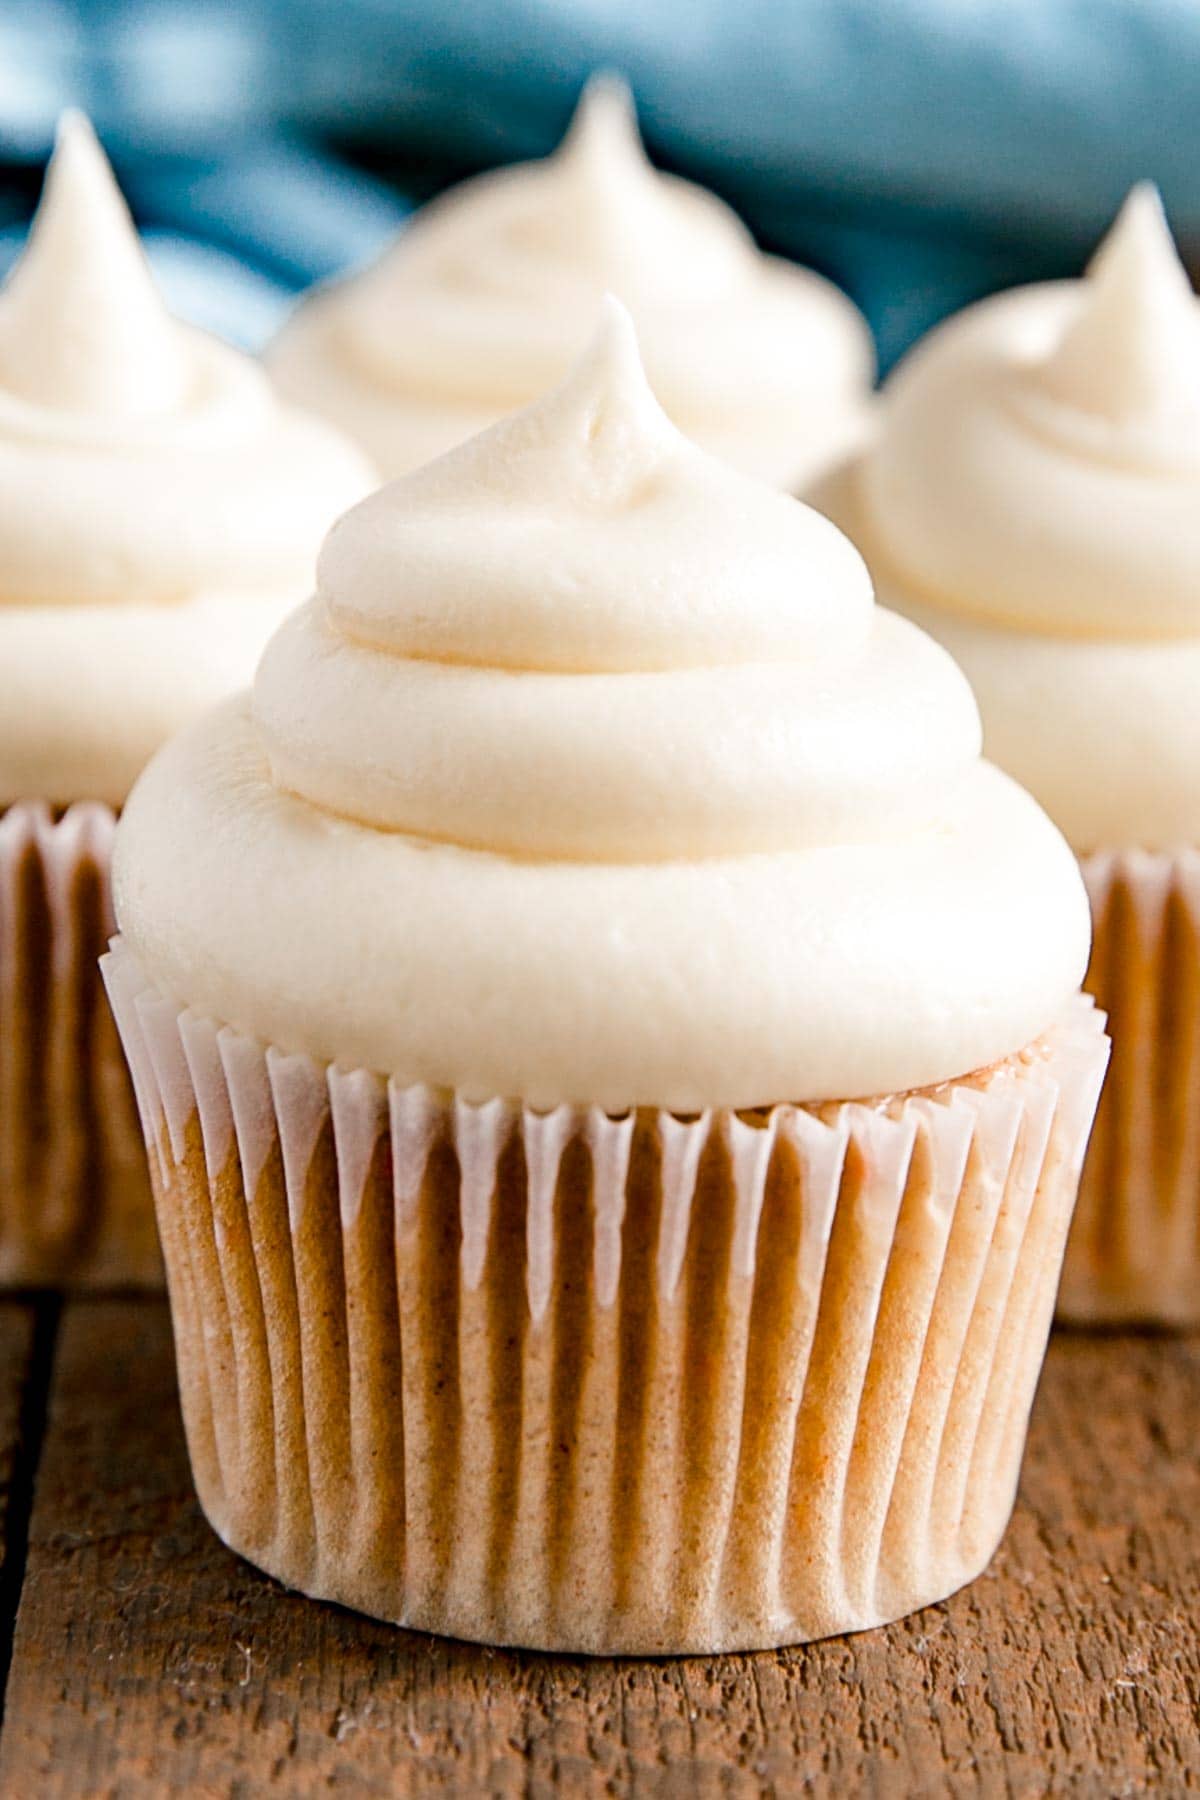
[
  {"x1": 266, "y1": 76, "x2": 873, "y2": 489},
  {"x1": 0, "y1": 115, "x2": 375, "y2": 1286},
  {"x1": 811, "y1": 187, "x2": 1200, "y2": 1326},
  {"x1": 105, "y1": 303, "x2": 1104, "y2": 1653}
]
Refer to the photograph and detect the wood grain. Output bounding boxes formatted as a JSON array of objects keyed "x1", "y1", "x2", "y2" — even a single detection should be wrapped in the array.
[
  {"x1": 0, "y1": 1300, "x2": 43, "y2": 1721},
  {"x1": 0, "y1": 1301, "x2": 1196, "y2": 1798},
  {"x1": 0, "y1": 1304, "x2": 38, "y2": 1573},
  {"x1": 0, "y1": 1310, "x2": 39, "y2": 1605}
]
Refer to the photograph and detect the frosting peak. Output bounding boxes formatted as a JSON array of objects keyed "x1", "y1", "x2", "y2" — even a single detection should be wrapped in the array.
[
  {"x1": 256, "y1": 303, "x2": 980, "y2": 864},
  {"x1": 1037, "y1": 183, "x2": 1200, "y2": 443},
  {"x1": 856, "y1": 184, "x2": 1200, "y2": 640},
  {"x1": 460, "y1": 293, "x2": 679, "y2": 507},
  {"x1": 535, "y1": 76, "x2": 750, "y2": 304},
  {"x1": 316, "y1": 299, "x2": 869, "y2": 677},
  {"x1": 827, "y1": 186, "x2": 1200, "y2": 851},
  {"x1": 0, "y1": 111, "x2": 376, "y2": 807},
  {"x1": 559, "y1": 71, "x2": 643, "y2": 182},
  {"x1": 0, "y1": 112, "x2": 188, "y2": 419},
  {"x1": 0, "y1": 109, "x2": 374, "y2": 623}
]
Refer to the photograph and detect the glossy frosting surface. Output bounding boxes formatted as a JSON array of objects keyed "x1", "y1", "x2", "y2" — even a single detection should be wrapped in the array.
[
  {"x1": 0, "y1": 113, "x2": 375, "y2": 806},
  {"x1": 267, "y1": 78, "x2": 874, "y2": 488},
  {"x1": 117, "y1": 306, "x2": 1089, "y2": 1109}
]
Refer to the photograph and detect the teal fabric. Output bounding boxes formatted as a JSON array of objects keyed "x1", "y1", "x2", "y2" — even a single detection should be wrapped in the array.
[{"x1": 1, "y1": 1, "x2": 1197, "y2": 365}]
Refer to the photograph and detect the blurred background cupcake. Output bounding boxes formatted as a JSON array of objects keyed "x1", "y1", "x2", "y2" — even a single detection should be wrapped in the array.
[
  {"x1": 266, "y1": 75, "x2": 874, "y2": 489},
  {"x1": 808, "y1": 187, "x2": 1200, "y2": 1327},
  {"x1": 0, "y1": 114, "x2": 374, "y2": 1287}
]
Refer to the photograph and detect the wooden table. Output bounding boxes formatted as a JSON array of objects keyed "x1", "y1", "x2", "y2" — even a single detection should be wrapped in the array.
[{"x1": 0, "y1": 1299, "x2": 1194, "y2": 1797}]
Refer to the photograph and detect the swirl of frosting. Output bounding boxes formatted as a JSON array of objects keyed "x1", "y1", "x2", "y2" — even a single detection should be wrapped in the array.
[
  {"x1": 266, "y1": 76, "x2": 873, "y2": 489},
  {"x1": 0, "y1": 113, "x2": 374, "y2": 611},
  {"x1": 818, "y1": 186, "x2": 1200, "y2": 850},
  {"x1": 857, "y1": 185, "x2": 1200, "y2": 640},
  {"x1": 0, "y1": 113, "x2": 374, "y2": 806},
  {"x1": 116, "y1": 303, "x2": 1089, "y2": 1109},
  {"x1": 257, "y1": 303, "x2": 972, "y2": 862}
]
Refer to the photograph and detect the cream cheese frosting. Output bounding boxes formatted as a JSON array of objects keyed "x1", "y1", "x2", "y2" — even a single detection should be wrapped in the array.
[
  {"x1": 0, "y1": 112, "x2": 376, "y2": 808},
  {"x1": 819, "y1": 186, "x2": 1200, "y2": 852},
  {"x1": 266, "y1": 76, "x2": 874, "y2": 489},
  {"x1": 115, "y1": 303, "x2": 1088, "y2": 1110}
]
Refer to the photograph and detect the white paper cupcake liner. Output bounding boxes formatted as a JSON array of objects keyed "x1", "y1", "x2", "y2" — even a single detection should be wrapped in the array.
[
  {"x1": 102, "y1": 936, "x2": 1107, "y2": 1653},
  {"x1": 1061, "y1": 848, "x2": 1200, "y2": 1326},
  {"x1": 0, "y1": 804, "x2": 158, "y2": 1286}
]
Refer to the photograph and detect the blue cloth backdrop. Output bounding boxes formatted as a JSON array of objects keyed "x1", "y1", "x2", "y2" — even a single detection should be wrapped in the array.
[{"x1": 0, "y1": 0, "x2": 1197, "y2": 367}]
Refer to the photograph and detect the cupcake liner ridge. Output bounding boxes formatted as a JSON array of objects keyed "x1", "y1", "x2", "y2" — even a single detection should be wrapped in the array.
[
  {"x1": 1063, "y1": 845, "x2": 1200, "y2": 1324},
  {"x1": 102, "y1": 935, "x2": 1107, "y2": 1653},
  {"x1": 0, "y1": 803, "x2": 159, "y2": 1287}
]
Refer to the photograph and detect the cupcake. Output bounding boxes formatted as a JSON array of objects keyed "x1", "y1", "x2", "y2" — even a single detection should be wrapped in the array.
[
  {"x1": 105, "y1": 302, "x2": 1104, "y2": 1653},
  {"x1": 811, "y1": 186, "x2": 1200, "y2": 1326},
  {"x1": 266, "y1": 75, "x2": 873, "y2": 490},
  {"x1": 0, "y1": 115, "x2": 375, "y2": 1287}
]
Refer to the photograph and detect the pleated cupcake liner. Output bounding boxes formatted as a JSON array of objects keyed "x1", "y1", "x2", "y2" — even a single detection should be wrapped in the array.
[
  {"x1": 102, "y1": 936, "x2": 1107, "y2": 1654},
  {"x1": 0, "y1": 804, "x2": 159, "y2": 1287},
  {"x1": 1060, "y1": 848, "x2": 1200, "y2": 1326}
]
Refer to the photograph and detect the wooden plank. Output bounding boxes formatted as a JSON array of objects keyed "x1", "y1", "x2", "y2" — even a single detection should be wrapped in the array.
[
  {"x1": 0, "y1": 1304, "x2": 39, "y2": 1571},
  {"x1": 0, "y1": 1301, "x2": 1196, "y2": 1797},
  {"x1": 0, "y1": 1300, "x2": 45, "y2": 1721}
]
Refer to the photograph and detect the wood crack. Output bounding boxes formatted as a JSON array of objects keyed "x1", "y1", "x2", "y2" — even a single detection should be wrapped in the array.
[{"x1": 0, "y1": 1296, "x2": 59, "y2": 1736}]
